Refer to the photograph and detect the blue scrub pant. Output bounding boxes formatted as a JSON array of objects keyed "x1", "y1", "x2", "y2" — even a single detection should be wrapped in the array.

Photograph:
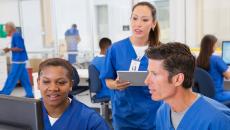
[
  {"x1": 1, "y1": 63, "x2": 33, "y2": 97},
  {"x1": 215, "y1": 91, "x2": 230, "y2": 102},
  {"x1": 68, "y1": 54, "x2": 77, "y2": 64}
]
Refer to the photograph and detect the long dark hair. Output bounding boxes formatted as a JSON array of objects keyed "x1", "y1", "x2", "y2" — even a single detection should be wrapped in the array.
[
  {"x1": 132, "y1": 2, "x2": 160, "y2": 47},
  {"x1": 197, "y1": 34, "x2": 217, "y2": 70}
]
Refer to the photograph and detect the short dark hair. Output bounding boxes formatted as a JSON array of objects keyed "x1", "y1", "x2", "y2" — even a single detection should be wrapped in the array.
[
  {"x1": 72, "y1": 24, "x2": 77, "y2": 28},
  {"x1": 146, "y1": 42, "x2": 195, "y2": 89},
  {"x1": 38, "y1": 58, "x2": 73, "y2": 80},
  {"x1": 99, "y1": 37, "x2": 112, "y2": 50}
]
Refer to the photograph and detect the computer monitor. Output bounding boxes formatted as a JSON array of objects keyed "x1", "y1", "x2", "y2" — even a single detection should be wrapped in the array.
[
  {"x1": 222, "y1": 41, "x2": 230, "y2": 65},
  {"x1": 0, "y1": 95, "x2": 43, "y2": 130}
]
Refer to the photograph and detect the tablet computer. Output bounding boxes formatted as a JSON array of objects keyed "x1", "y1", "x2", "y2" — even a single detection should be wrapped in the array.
[{"x1": 117, "y1": 71, "x2": 148, "y2": 86}]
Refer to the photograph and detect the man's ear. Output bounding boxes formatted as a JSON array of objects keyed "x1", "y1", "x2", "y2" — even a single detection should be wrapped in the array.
[{"x1": 173, "y1": 73, "x2": 184, "y2": 87}]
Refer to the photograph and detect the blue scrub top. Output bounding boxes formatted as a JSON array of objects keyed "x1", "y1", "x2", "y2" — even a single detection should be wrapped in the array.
[
  {"x1": 91, "y1": 56, "x2": 111, "y2": 98},
  {"x1": 208, "y1": 55, "x2": 228, "y2": 93},
  {"x1": 42, "y1": 97, "x2": 110, "y2": 130},
  {"x1": 11, "y1": 32, "x2": 28, "y2": 62},
  {"x1": 100, "y1": 37, "x2": 162, "y2": 129},
  {"x1": 156, "y1": 95, "x2": 230, "y2": 130},
  {"x1": 65, "y1": 27, "x2": 79, "y2": 51}
]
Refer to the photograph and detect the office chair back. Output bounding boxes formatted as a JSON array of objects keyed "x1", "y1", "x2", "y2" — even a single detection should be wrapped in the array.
[
  {"x1": 193, "y1": 67, "x2": 215, "y2": 98},
  {"x1": 72, "y1": 66, "x2": 80, "y2": 89},
  {"x1": 88, "y1": 64, "x2": 110, "y2": 122},
  {"x1": 88, "y1": 64, "x2": 102, "y2": 93},
  {"x1": 69, "y1": 66, "x2": 88, "y2": 95}
]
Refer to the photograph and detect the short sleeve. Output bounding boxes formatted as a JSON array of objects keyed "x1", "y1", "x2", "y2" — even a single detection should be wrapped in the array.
[
  {"x1": 216, "y1": 57, "x2": 228, "y2": 74},
  {"x1": 100, "y1": 46, "x2": 117, "y2": 80},
  {"x1": 12, "y1": 33, "x2": 24, "y2": 50}
]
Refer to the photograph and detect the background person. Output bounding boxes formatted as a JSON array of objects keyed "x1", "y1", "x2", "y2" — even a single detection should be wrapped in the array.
[
  {"x1": 65, "y1": 24, "x2": 81, "y2": 64},
  {"x1": 0, "y1": 22, "x2": 33, "y2": 98},
  {"x1": 197, "y1": 34, "x2": 230, "y2": 102},
  {"x1": 91, "y1": 37, "x2": 112, "y2": 99}
]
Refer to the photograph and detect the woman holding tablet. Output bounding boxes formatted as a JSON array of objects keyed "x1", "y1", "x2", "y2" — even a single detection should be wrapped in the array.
[
  {"x1": 37, "y1": 58, "x2": 110, "y2": 130},
  {"x1": 100, "y1": 2, "x2": 162, "y2": 130}
]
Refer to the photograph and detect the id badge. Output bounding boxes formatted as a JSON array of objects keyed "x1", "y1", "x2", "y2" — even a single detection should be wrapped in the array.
[{"x1": 129, "y1": 60, "x2": 140, "y2": 72}]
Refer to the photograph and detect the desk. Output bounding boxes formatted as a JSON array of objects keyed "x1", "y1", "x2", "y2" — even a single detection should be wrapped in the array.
[
  {"x1": 77, "y1": 69, "x2": 89, "y2": 86},
  {"x1": 224, "y1": 79, "x2": 230, "y2": 90}
]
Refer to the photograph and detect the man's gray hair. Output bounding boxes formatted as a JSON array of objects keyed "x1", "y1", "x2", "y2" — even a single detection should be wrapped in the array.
[{"x1": 5, "y1": 22, "x2": 16, "y2": 29}]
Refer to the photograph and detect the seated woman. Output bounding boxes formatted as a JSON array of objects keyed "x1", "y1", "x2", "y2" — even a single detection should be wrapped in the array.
[
  {"x1": 37, "y1": 58, "x2": 110, "y2": 130},
  {"x1": 197, "y1": 34, "x2": 230, "y2": 102}
]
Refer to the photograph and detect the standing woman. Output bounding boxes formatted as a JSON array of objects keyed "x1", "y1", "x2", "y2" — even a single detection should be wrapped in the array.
[
  {"x1": 197, "y1": 34, "x2": 230, "y2": 102},
  {"x1": 100, "y1": 2, "x2": 162, "y2": 130}
]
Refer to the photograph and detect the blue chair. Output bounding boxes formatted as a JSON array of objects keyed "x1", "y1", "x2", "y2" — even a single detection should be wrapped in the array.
[
  {"x1": 88, "y1": 64, "x2": 110, "y2": 121},
  {"x1": 193, "y1": 67, "x2": 215, "y2": 98},
  {"x1": 193, "y1": 67, "x2": 230, "y2": 107}
]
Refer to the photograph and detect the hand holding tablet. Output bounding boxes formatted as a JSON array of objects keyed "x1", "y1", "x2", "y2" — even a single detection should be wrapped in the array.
[{"x1": 117, "y1": 71, "x2": 148, "y2": 86}]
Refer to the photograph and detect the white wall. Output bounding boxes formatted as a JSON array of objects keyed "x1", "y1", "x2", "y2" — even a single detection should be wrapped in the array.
[
  {"x1": 0, "y1": 0, "x2": 52, "y2": 56},
  {"x1": 53, "y1": 0, "x2": 132, "y2": 55},
  {"x1": 0, "y1": 0, "x2": 20, "y2": 26},
  {"x1": 92, "y1": 0, "x2": 132, "y2": 53},
  {"x1": 54, "y1": 0, "x2": 93, "y2": 53}
]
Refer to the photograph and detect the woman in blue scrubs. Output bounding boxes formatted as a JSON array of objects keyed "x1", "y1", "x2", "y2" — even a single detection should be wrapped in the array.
[
  {"x1": 197, "y1": 34, "x2": 230, "y2": 102},
  {"x1": 100, "y1": 2, "x2": 162, "y2": 130},
  {"x1": 37, "y1": 58, "x2": 110, "y2": 130}
]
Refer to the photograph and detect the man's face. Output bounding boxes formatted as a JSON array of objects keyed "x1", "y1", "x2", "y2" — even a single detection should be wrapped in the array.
[
  {"x1": 5, "y1": 24, "x2": 12, "y2": 34},
  {"x1": 145, "y1": 59, "x2": 177, "y2": 101}
]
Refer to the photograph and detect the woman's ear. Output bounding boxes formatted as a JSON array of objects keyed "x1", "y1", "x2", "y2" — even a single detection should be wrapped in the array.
[
  {"x1": 69, "y1": 80, "x2": 74, "y2": 91},
  {"x1": 152, "y1": 21, "x2": 157, "y2": 31},
  {"x1": 37, "y1": 78, "x2": 41, "y2": 90}
]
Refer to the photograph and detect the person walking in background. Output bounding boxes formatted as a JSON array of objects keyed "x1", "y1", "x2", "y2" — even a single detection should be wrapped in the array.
[
  {"x1": 100, "y1": 2, "x2": 162, "y2": 130},
  {"x1": 91, "y1": 37, "x2": 112, "y2": 99},
  {"x1": 65, "y1": 24, "x2": 81, "y2": 64},
  {"x1": 0, "y1": 22, "x2": 33, "y2": 98},
  {"x1": 197, "y1": 34, "x2": 230, "y2": 102}
]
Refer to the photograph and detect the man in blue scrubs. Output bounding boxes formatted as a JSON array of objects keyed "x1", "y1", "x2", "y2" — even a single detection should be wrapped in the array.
[
  {"x1": 91, "y1": 37, "x2": 112, "y2": 99},
  {"x1": 0, "y1": 22, "x2": 33, "y2": 98},
  {"x1": 38, "y1": 58, "x2": 110, "y2": 130},
  {"x1": 145, "y1": 42, "x2": 230, "y2": 130},
  {"x1": 65, "y1": 24, "x2": 80, "y2": 64}
]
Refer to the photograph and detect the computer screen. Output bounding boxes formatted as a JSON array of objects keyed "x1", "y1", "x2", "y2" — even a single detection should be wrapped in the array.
[
  {"x1": 222, "y1": 41, "x2": 230, "y2": 65},
  {"x1": 0, "y1": 95, "x2": 43, "y2": 130}
]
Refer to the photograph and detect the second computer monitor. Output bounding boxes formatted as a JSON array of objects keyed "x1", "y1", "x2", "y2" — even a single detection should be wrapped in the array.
[{"x1": 222, "y1": 41, "x2": 230, "y2": 65}]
